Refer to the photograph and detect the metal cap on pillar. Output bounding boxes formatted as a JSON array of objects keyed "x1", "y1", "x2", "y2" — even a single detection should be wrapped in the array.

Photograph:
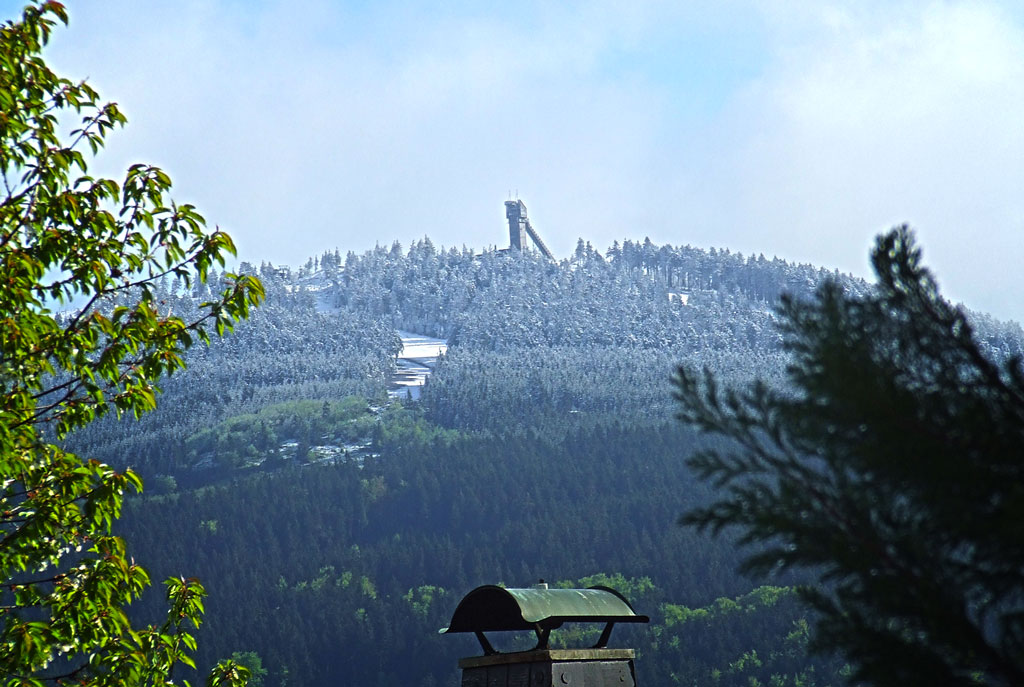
[{"x1": 441, "y1": 583, "x2": 649, "y2": 686}]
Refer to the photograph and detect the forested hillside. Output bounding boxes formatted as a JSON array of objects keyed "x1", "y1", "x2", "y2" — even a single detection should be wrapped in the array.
[
  {"x1": 64, "y1": 272, "x2": 401, "y2": 479},
  {"x1": 67, "y1": 237, "x2": 1024, "y2": 686}
]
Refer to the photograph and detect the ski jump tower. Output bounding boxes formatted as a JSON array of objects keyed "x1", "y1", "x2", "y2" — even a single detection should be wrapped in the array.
[{"x1": 505, "y1": 199, "x2": 554, "y2": 260}]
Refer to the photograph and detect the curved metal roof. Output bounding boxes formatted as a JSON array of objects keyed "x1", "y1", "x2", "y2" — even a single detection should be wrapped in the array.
[{"x1": 440, "y1": 585, "x2": 649, "y2": 634}]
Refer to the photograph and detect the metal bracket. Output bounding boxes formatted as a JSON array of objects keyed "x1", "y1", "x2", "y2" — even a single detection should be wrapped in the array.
[
  {"x1": 593, "y1": 621, "x2": 615, "y2": 648},
  {"x1": 475, "y1": 631, "x2": 497, "y2": 656},
  {"x1": 533, "y1": 624, "x2": 551, "y2": 650}
]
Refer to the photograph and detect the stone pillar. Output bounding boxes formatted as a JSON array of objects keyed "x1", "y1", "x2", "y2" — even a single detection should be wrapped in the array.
[{"x1": 459, "y1": 648, "x2": 637, "y2": 687}]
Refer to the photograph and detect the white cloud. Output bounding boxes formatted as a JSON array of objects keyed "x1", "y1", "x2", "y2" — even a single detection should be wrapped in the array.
[
  {"x1": 26, "y1": 0, "x2": 1024, "y2": 320},
  {"x1": 43, "y1": 1, "x2": 677, "y2": 256},
  {"x1": 688, "y1": 1, "x2": 1024, "y2": 319}
]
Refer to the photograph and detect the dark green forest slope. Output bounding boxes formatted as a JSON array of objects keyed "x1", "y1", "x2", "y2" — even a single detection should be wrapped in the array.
[{"x1": 66, "y1": 238, "x2": 1024, "y2": 686}]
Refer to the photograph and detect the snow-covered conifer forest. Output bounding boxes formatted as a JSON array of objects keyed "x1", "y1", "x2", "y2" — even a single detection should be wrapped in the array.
[{"x1": 66, "y1": 237, "x2": 1024, "y2": 686}]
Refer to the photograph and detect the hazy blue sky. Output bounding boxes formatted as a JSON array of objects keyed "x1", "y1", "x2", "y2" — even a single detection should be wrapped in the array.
[{"x1": 7, "y1": 1, "x2": 1024, "y2": 321}]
